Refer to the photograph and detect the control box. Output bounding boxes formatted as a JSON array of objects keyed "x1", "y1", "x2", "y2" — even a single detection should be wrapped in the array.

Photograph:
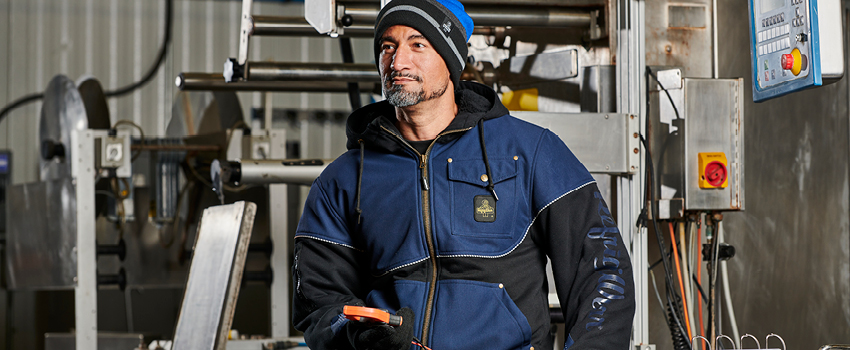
[
  {"x1": 748, "y1": 0, "x2": 844, "y2": 102},
  {"x1": 648, "y1": 69, "x2": 745, "y2": 218}
]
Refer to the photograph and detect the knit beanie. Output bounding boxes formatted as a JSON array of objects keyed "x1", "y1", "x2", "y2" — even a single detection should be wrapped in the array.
[{"x1": 374, "y1": 0, "x2": 474, "y2": 87}]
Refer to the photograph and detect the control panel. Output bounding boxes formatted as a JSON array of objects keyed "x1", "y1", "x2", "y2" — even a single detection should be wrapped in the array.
[{"x1": 748, "y1": 0, "x2": 844, "y2": 101}]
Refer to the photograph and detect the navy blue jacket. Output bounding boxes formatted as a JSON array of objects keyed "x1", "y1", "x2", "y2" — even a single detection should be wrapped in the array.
[{"x1": 293, "y1": 81, "x2": 635, "y2": 350}]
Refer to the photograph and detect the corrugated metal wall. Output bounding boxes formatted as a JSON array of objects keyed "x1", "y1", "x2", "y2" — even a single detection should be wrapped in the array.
[{"x1": 0, "y1": 0, "x2": 369, "y2": 186}]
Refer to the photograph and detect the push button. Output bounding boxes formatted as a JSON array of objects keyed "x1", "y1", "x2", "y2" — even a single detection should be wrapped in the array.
[{"x1": 781, "y1": 53, "x2": 794, "y2": 70}]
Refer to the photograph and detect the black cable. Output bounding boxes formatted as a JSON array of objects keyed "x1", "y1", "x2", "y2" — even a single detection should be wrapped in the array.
[
  {"x1": 339, "y1": 37, "x2": 362, "y2": 110},
  {"x1": 0, "y1": 93, "x2": 44, "y2": 125},
  {"x1": 0, "y1": 0, "x2": 172, "y2": 124},
  {"x1": 666, "y1": 287, "x2": 691, "y2": 350},
  {"x1": 105, "y1": 0, "x2": 173, "y2": 98},
  {"x1": 640, "y1": 68, "x2": 690, "y2": 349},
  {"x1": 692, "y1": 273, "x2": 709, "y2": 303},
  {"x1": 645, "y1": 67, "x2": 681, "y2": 120},
  {"x1": 648, "y1": 249, "x2": 673, "y2": 271}
]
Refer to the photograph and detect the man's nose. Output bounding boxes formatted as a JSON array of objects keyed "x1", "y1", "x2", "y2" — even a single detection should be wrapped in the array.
[{"x1": 391, "y1": 46, "x2": 413, "y2": 71}]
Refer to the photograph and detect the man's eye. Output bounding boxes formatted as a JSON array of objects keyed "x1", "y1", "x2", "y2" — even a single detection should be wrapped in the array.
[
  {"x1": 382, "y1": 44, "x2": 395, "y2": 51},
  {"x1": 413, "y1": 43, "x2": 426, "y2": 48}
]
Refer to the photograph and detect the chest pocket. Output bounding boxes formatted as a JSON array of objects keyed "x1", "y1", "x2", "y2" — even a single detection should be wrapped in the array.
[{"x1": 447, "y1": 158, "x2": 518, "y2": 238}]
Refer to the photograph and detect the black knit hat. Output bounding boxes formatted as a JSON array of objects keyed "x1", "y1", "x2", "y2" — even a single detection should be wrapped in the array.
[{"x1": 374, "y1": 0, "x2": 474, "y2": 87}]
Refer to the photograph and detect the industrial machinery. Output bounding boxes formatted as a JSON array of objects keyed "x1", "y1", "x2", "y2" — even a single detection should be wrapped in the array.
[
  {"x1": 747, "y1": 0, "x2": 844, "y2": 101},
  {"x1": 3, "y1": 75, "x2": 325, "y2": 350}
]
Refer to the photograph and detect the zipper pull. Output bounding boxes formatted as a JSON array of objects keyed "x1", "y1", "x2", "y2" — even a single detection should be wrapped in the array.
[
  {"x1": 419, "y1": 154, "x2": 427, "y2": 168},
  {"x1": 421, "y1": 175, "x2": 429, "y2": 191}
]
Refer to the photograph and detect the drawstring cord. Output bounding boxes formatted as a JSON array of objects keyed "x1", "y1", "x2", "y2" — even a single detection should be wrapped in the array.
[
  {"x1": 356, "y1": 139, "x2": 365, "y2": 224},
  {"x1": 477, "y1": 119, "x2": 498, "y2": 201}
]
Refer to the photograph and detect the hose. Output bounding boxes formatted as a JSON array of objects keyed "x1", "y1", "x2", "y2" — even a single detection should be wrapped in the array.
[
  {"x1": 719, "y1": 222, "x2": 741, "y2": 348},
  {"x1": 666, "y1": 288, "x2": 691, "y2": 350}
]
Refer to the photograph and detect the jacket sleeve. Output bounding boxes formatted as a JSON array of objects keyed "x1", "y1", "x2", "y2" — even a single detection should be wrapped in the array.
[
  {"x1": 292, "y1": 178, "x2": 371, "y2": 350},
  {"x1": 529, "y1": 130, "x2": 635, "y2": 349}
]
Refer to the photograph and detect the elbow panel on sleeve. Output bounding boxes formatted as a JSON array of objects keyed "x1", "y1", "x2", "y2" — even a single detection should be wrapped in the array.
[{"x1": 532, "y1": 183, "x2": 635, "y2": 349}]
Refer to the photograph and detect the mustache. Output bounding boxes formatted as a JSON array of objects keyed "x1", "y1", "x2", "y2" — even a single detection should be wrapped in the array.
[{"x1": 385, "y1": 71, "x2": 422, "y2": 84}]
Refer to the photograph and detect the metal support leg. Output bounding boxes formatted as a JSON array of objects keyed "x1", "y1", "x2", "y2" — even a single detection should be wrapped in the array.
[
  {"x1": 269, "y1": 130, "x2": 290, "y2": 337},
  {"x1": 72, "y1": 130, "x2": 98, "y2": 350},
  {"x1": 616, "y1": 0, "x2": 647, "y2": 345}
]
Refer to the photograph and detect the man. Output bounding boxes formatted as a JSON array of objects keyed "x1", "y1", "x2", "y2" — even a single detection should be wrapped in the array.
[{"x1": 292, "y1": 0, "x2": 635, "y2": 349}]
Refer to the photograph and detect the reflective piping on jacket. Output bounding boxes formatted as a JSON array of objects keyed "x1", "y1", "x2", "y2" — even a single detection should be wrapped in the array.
[
  {"x1": 377, "y1": 5, "x2": 465, "y2": 69},
  {"x1": 438, "y1": 180, "x2": 597, "y2": 259},
  {"x1": 294, "y1": 234, "x2": 362, "y2": 252},
  {"x1": 374, "y1": 256, "x2": 432, "y2": 277}
]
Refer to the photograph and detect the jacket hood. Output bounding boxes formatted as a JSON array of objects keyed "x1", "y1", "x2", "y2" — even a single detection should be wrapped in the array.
[{"x1": 345, "y1": 81, "x2": 509, "y2": 152}]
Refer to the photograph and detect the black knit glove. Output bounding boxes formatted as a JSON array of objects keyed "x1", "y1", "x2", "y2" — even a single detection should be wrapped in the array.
[{"x1": 347, "y1": 307, "x2": 415, "y2": 350}]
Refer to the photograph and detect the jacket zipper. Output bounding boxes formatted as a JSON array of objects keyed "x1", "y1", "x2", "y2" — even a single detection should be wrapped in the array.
[{"x1": 379, "y1": 125, "x2": 470, "y2": 346}]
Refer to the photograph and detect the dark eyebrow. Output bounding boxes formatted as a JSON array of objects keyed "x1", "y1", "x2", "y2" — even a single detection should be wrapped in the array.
[{"x1": 408, "y1": 34, "x2": 427, "y2": 41}]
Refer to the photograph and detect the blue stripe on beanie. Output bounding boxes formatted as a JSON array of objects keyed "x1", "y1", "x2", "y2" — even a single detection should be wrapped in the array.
[{"x1": 434, "y1": 0, "x2": 473, "y2": 41}]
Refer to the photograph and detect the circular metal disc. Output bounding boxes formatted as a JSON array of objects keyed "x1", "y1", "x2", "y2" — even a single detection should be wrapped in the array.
[
  {"x1": 76, "y1": 77, "x2": 112, "y2": 130},
  {"x1": 39, "y1": 75, "x2": 89, "y2": 181},
  {"x1": 167, "y1": 91, "x2": 245, "y2": 138}
]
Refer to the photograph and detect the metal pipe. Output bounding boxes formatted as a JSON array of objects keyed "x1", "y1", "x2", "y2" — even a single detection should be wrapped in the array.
[
  {"x1": 467, "y1": 6, "x2": 591, "y2": 27},
  {"x1": 223, "y1": 159, "x2": 329, "y2": 186},
  {"x1": 176, "y1": 73, "x2": 380, "y2": 92},
  {"x1": 250, "y1": 5, "x2": 591, "y2": 38},
  {"x1": 341, "y1": 2, "x2": 591, "y2": 27},
  {"x1": 247, "y1": 62, "x2": 380, "y2": 82},
  {"x1": 342, "y1": 2, "x2": 380, "y2": 23},
  {"x1": 252, "y1": 16, "x2": 374, "y2": 37},
  {"x1": 132, "y1": 144, "x2": 221, "y2": 152}
]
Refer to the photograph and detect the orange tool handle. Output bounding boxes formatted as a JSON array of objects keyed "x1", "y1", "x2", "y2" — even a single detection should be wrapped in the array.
[{"x1": 343, "y1": 306, "x2": 403, "y2": 327}]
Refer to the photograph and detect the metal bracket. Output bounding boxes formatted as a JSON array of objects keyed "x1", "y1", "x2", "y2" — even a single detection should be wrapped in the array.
[
  {"x1": 237, "y1": 0, "x2": 254, "y2": 65},
  {"x1": 513, "y1": 112, "x2": 640, "y2": 174},
  {"x1": 305, "y1": 0, "x2": 340, "y2": 37}
]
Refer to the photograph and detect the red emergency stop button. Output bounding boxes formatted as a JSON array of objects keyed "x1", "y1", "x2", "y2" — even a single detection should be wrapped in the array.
[
  {"x1": 698, "y1": 152, "x2": 728, "y2": 189},
  {"x1": 781, "y1": 54, "x2": 794, "y2": 70},
  {"x1": 704, "y1": 161, "x2": 727, "y2": 187}
]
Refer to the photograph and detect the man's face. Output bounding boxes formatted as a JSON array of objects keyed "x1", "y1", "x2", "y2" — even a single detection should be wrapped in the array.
[{"x1": 378, "y1": 25, "x2": 451, "y2": 107}]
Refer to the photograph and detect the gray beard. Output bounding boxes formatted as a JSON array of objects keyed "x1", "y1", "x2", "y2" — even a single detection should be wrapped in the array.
[{"x1": 384, "y1": 74, "x2": 449, "y2": 107}]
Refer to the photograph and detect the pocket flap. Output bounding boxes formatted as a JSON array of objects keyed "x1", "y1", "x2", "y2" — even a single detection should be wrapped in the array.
[{"x1": 447, "y1": 159, "x2": 517, "y2": 187}]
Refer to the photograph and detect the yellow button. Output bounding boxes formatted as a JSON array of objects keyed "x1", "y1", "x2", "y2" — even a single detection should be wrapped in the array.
[
  {"x1": 481, "y1": 174, "x2": 488, "y2": 182},
  {"x1": 513, "y1": 156, "x2": 518, "y2": 160},
  {"x1": 498, "y1": 283, "x2": 504, "y2": 289},
  {"x1": 447, "y1": 158, "x2": 453, "y2": 163}
]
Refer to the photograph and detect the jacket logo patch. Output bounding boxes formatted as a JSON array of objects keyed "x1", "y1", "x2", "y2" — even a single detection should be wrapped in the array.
[{"x1": 474, "y1": 195, "x2": 496, "y2": 222}]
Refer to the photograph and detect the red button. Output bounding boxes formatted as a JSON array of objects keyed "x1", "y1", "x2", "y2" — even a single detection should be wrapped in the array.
[
  {"x1": 704, "y1": 161, "x2": 727, "y2": 187},
  {"x1": 781, "y1": 54, "x2": 794, "y2": 70}
]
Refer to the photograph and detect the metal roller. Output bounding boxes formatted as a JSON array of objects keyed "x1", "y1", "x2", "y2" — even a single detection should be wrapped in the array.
[
  {"x1": 341, "y1": 2, "x2": 592, "y2": 27},
  {"x1": 213, "y1": 159, "x2": 329, "y2": 187},
  {"x1": 255, "y1": 4, "x2": 591, "y2": 38},
  {"x1": 176, "y1": 73, "x2": 380, "y2": 93},
  {"x1": 246, "y1": 62, "x2": 380, "y2": 82},
  {"x1": 466, "y1": 6, "x2": 591, "y2": 27},
  {"x1": 252, "y1": 16, "x2": 374, "y2": 37}
]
